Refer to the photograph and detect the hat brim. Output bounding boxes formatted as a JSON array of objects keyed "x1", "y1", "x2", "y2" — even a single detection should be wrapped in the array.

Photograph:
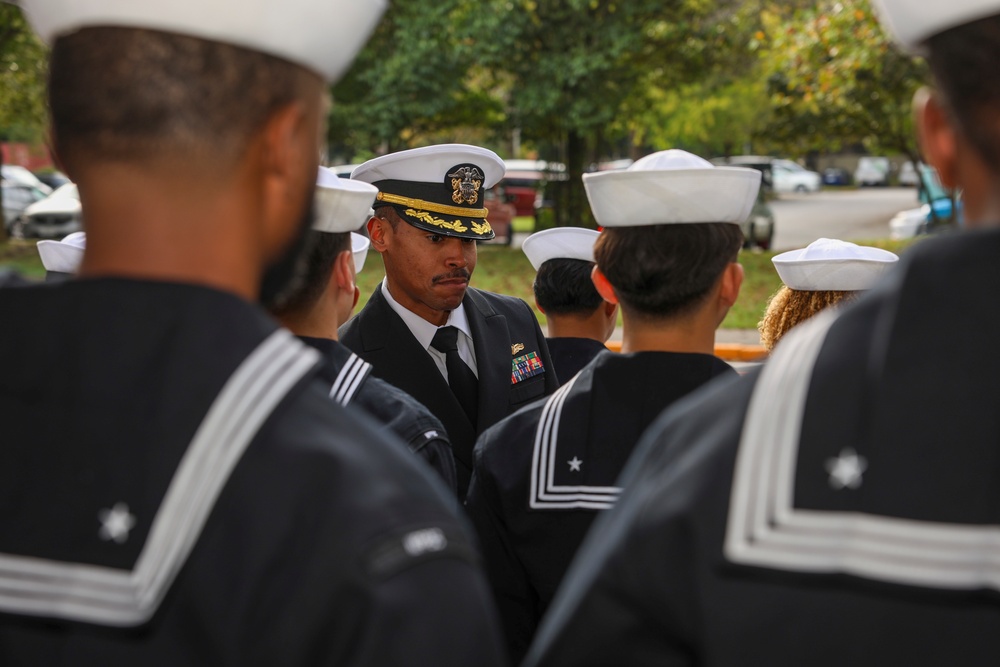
[{"x1": 395, "y1": 205, "x2": 495, "y2": 241}]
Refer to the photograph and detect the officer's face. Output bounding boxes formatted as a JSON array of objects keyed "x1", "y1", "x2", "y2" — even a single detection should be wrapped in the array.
[{"x1": 375, "y1": 216, "x2": 478, "y2": 325}]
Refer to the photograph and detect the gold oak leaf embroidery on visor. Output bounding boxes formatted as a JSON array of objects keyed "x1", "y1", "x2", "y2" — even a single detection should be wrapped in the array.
[
  {"x1": 471, "y1": 220, "x2": 492, "y2": 236},
  {"x1": 405, "y1": 209, "x2": 469, "y2": 233}
]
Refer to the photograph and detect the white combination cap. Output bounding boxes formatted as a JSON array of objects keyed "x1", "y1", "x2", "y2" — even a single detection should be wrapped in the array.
[
  {"x1": 873, "y1": 0, "x2": 1000, "y2": 51},
  {"x1": 37, "y1": 231, "x2": 86, "y2": 274},
  {"x1": 351, "y1": 144, "x2": 506, "y2": 241},
  {"x1": 351, "y1": 232, "x2": 371, "y2": 274},
  {"x1": 19, "y1": 0, "x2": 386, "y2": 82},
  {"x1": 583, "y1": 149, "x2": 761, "y2": 228},
  {"x1": 314, "y1": 167, "x2": 378, "y2": 234},
  {"x1": 521, "y1": 227, "x2": 600, "y2": 271},
  {"x1": 772, "y1": 238, "x2": 899, "y2": 291}
]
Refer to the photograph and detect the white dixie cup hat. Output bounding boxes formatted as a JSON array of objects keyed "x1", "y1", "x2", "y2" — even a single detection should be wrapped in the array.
[
  {"x1": 582, "y1": 149, "x2": 761, "y2": 228},
  {"x1": 772, "y1": 238, "x2": 899, "y2": 291}
]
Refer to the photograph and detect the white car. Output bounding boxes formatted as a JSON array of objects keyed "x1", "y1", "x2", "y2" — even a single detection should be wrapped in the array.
[
  {"x1": 771, "y1": 159, "x2": 822, "y2": 194},
  {"x1": 14, "y1": 183, "x2": 82, "y2": 239},
  {"x1": 854, "y1": 156, "x2": 891, "y2": 186}
]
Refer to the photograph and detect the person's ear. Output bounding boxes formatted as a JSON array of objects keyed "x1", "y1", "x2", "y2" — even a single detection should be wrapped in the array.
[
  {"x1": 534, "y1": 298, "x2": 546, "y2": 315},
  {"x1": 591, "y1": 265, "x2": 619, "y2": 305},
  {"x1": 603, "y1": 300, "x2": 618, "y2": 318},
  {"x1": 332, "y1": 250, "x2": 355, "y2": 293},
  {"x1": 718, "y1": 262, "x2": 744, "y2": 309},
  {"x1": 368, "y1": 216, "x2": 391, "y2": 253},
  {"x1": 257, "y1": 97, "x2": 319, "y2": 259},
  {"x1": 915, "y1": 87, "x2": 959, "y2": 190}
]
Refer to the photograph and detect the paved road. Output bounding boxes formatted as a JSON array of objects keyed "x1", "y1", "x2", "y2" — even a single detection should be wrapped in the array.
[{"x1": 770, "y1": 187, "x2": 919, "y2": 251}]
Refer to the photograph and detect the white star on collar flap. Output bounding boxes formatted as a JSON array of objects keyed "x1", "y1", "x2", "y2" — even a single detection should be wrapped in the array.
[
  {"x1": 314, "y1": 166, "x2": 378, "y2": 235},
  {"x1": 825, "y1": 448, "x2": 868, "y2": 490},
  {"x1": 522, "y1": 227, "x2": 600, "y2": 271},
  {"x1": 582, "y1": 149, "x2": 761, "y2": 228},
  {"x1": 19, "y1": 0, "x2": 386, "y2": 82},
  {"x1": 873, "y1": 0, "x2": 1000, "y2": 52},
  {"x1": 98, "y1": 503, "x2": 136, "y2": 544},
  {"x1": 37, "y1": 230, "x2": 86, "y2": 274},
  {"x1": 772, "y1": 238, "x2": 899, "y2": 291}
]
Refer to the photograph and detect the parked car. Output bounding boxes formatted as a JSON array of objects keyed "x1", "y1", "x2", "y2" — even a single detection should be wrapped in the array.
[
  {"x1": 822, "y1": 167, "x2": 852, "y2": 186},
  {"x1": 2, "y1": 180, "x2": 49, "y2": 232},
  {"x1": 771, "y1": 159, "x2": 822, "y2": 193},
  {"x1": 890, "y1": 198, "x2": 963, "y2": 239},
  {"x1": 12, "y1": 183, "x2": 82, "y2": 239},
  {"x1": 709, "y1": 156, "x2": 776, "y2": 249},
  {"x1": 2, "y1": 165, "x2": 52, "y2": 194},
  {"x1": 482, "y1": 184, "x2": 516, "y2": 245},
  {"x1": 502, "y1": 160, "x2": 566, "y2": 218},
  {"x1": 898, "y1": 161, "x2": 921, "y2": 187},
  {"x1": 33, "y1": 170, "x2": 71, "y2": 191},
  {"x1": 854, "y1": 156, "x2": 891, "y2": 186}
]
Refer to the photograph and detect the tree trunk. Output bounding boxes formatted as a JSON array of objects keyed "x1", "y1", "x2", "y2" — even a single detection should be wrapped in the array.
[{"x1": 562, "y1": 130, "x2": 596, "y2": 229}]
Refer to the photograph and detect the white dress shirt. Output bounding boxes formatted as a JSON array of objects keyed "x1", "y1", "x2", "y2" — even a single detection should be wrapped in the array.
[{"x1": 381, "y1": 278, "x2": 479, "y2": 380}]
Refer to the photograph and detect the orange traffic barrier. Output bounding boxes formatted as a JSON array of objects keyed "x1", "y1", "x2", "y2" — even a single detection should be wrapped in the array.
[{"x1": 605, "y1": 340, "x2": 768, "y2": 362}]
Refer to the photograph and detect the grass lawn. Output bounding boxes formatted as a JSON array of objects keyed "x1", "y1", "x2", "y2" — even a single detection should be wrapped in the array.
[{"x1": 2, "y1": 236, "x2": 920, "y2": 331}]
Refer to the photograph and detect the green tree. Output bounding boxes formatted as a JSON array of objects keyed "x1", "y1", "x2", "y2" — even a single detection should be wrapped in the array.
[
  {"x1": 0, "y1": 2, "x2": 48, "y2": 240},
  {"x1": 759, "y1": 1, "x2": 929, "y2": 160},
  {"x1": 467, "y1": 0, "x2": 726, "y2": 228},
  {"x1": 327, "y1": 0, "x2": 503, "y2": 163}
]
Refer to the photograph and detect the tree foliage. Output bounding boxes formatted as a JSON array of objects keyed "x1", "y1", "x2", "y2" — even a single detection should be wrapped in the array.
[
  {"x1": 0, "y1": 3, "x2": 49, "y2": 239},
  {"x1": 328, "y1": 0, "x2": 504, "y2": 162},
  {"x1": 758, "y1": 0, "x2": 930, "y2": 159}
]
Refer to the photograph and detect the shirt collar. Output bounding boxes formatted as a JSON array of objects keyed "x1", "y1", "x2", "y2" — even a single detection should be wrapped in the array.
[{"x1": 380, "y1": 277, "x2": 473, "y2": 349}]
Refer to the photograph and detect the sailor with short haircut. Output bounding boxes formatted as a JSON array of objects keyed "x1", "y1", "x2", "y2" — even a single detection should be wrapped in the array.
[
  {"x1": 522, "y1": 227, "x2": 617, "y2": 386},
  {"x1": 467, "y1": 149, "x2": 753, "y2": 662},
  {"x1": 271, "y1": 167, "x2": 458, "y2": 493},
  {"x1": 526, "y1": 2, "x2": 1000, "y2": 665},
  {"x1": 0, "y1": 2, "x2": 506, "y2": 664}
]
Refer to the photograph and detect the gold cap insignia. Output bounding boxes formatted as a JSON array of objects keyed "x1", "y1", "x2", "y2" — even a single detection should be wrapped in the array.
[
  {"x1": 511, "y1": 343, "x2": 525, "y2": 355},
  {"x1": 448, "y1": 165, "x2": 484, "y2": 206}
]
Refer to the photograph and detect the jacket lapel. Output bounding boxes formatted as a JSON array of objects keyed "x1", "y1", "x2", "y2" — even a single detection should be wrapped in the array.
[
  {"x1": 355, "y1": 287, "x2": 477, "y2": 469},
  {"x1": 465, "y1": 289, "x2": 512, "y2": 433}
]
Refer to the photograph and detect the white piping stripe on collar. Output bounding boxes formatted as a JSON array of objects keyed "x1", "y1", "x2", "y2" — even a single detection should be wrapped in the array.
[
  {"x1": 529, "y1": 373, "x2": 621, "y2": 510},
  {"x1": 0, "y1": 329, "x2": 321, "y2": 625},
  {"x1": 330, "y1": 353, "x2": 371, "y2": 406},
  {"x1": 724, "y1": 309, "x2": 1000, "y2": 590}
]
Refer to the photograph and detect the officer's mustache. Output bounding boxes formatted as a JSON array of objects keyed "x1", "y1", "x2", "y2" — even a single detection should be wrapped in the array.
[{"x1": 432, "y1": 269, "x2": 471, "y2": 284}]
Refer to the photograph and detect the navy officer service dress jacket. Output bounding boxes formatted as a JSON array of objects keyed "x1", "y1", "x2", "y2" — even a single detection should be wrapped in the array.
[
  {"x1": 0, "y1": 276, "x2": 506, "y2": 667},
  {"x1": 526, "y1": 229, "x2": 1000, "y2": 667},
  {"x1": 340, "y1": 285, "x2": 559, "y2": 498},
  {"x1": 467, "y1": 349, "x2": 734, "y2": 662}
]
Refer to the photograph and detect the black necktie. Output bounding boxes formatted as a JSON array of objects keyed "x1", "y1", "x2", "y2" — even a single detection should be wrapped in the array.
[{"x1": 431, "y1": 326, "x2": 479, "y2": 425}]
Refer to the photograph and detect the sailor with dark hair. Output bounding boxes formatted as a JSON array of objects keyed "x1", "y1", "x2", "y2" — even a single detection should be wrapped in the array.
[
  {"x1": 526, "y1": 2, "x2": 1000, "y2": 666},
  {"x1": 271, "y1": 167, "x2": 458, "y2": 493},
  {"x1": 522, "y1": 227, "x2": 617, "y2": 386},
  {"x1": 466, "y1": 149, "x2": 755, "y2": 662},
  {"x1": 0, "y1": 2, "x2": 506, "y2": 664}
]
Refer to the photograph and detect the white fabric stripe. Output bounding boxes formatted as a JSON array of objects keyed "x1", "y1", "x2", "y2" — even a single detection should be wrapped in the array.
[
  {"x1": 330, "y1": 355, "x2": 362, "y2": 403},
  {"x1": 332, "y1": 355, "x2": 370, "y2": 406},
  {"x1": 724, "y1": 308, "x2": 1000, "y2": 591},
  {"x1": 0, "y1": 329, "x2": 321, "y2": 625},
  {"x1": 529, "y1": 374, "x2": 621, "y2": 510}
]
